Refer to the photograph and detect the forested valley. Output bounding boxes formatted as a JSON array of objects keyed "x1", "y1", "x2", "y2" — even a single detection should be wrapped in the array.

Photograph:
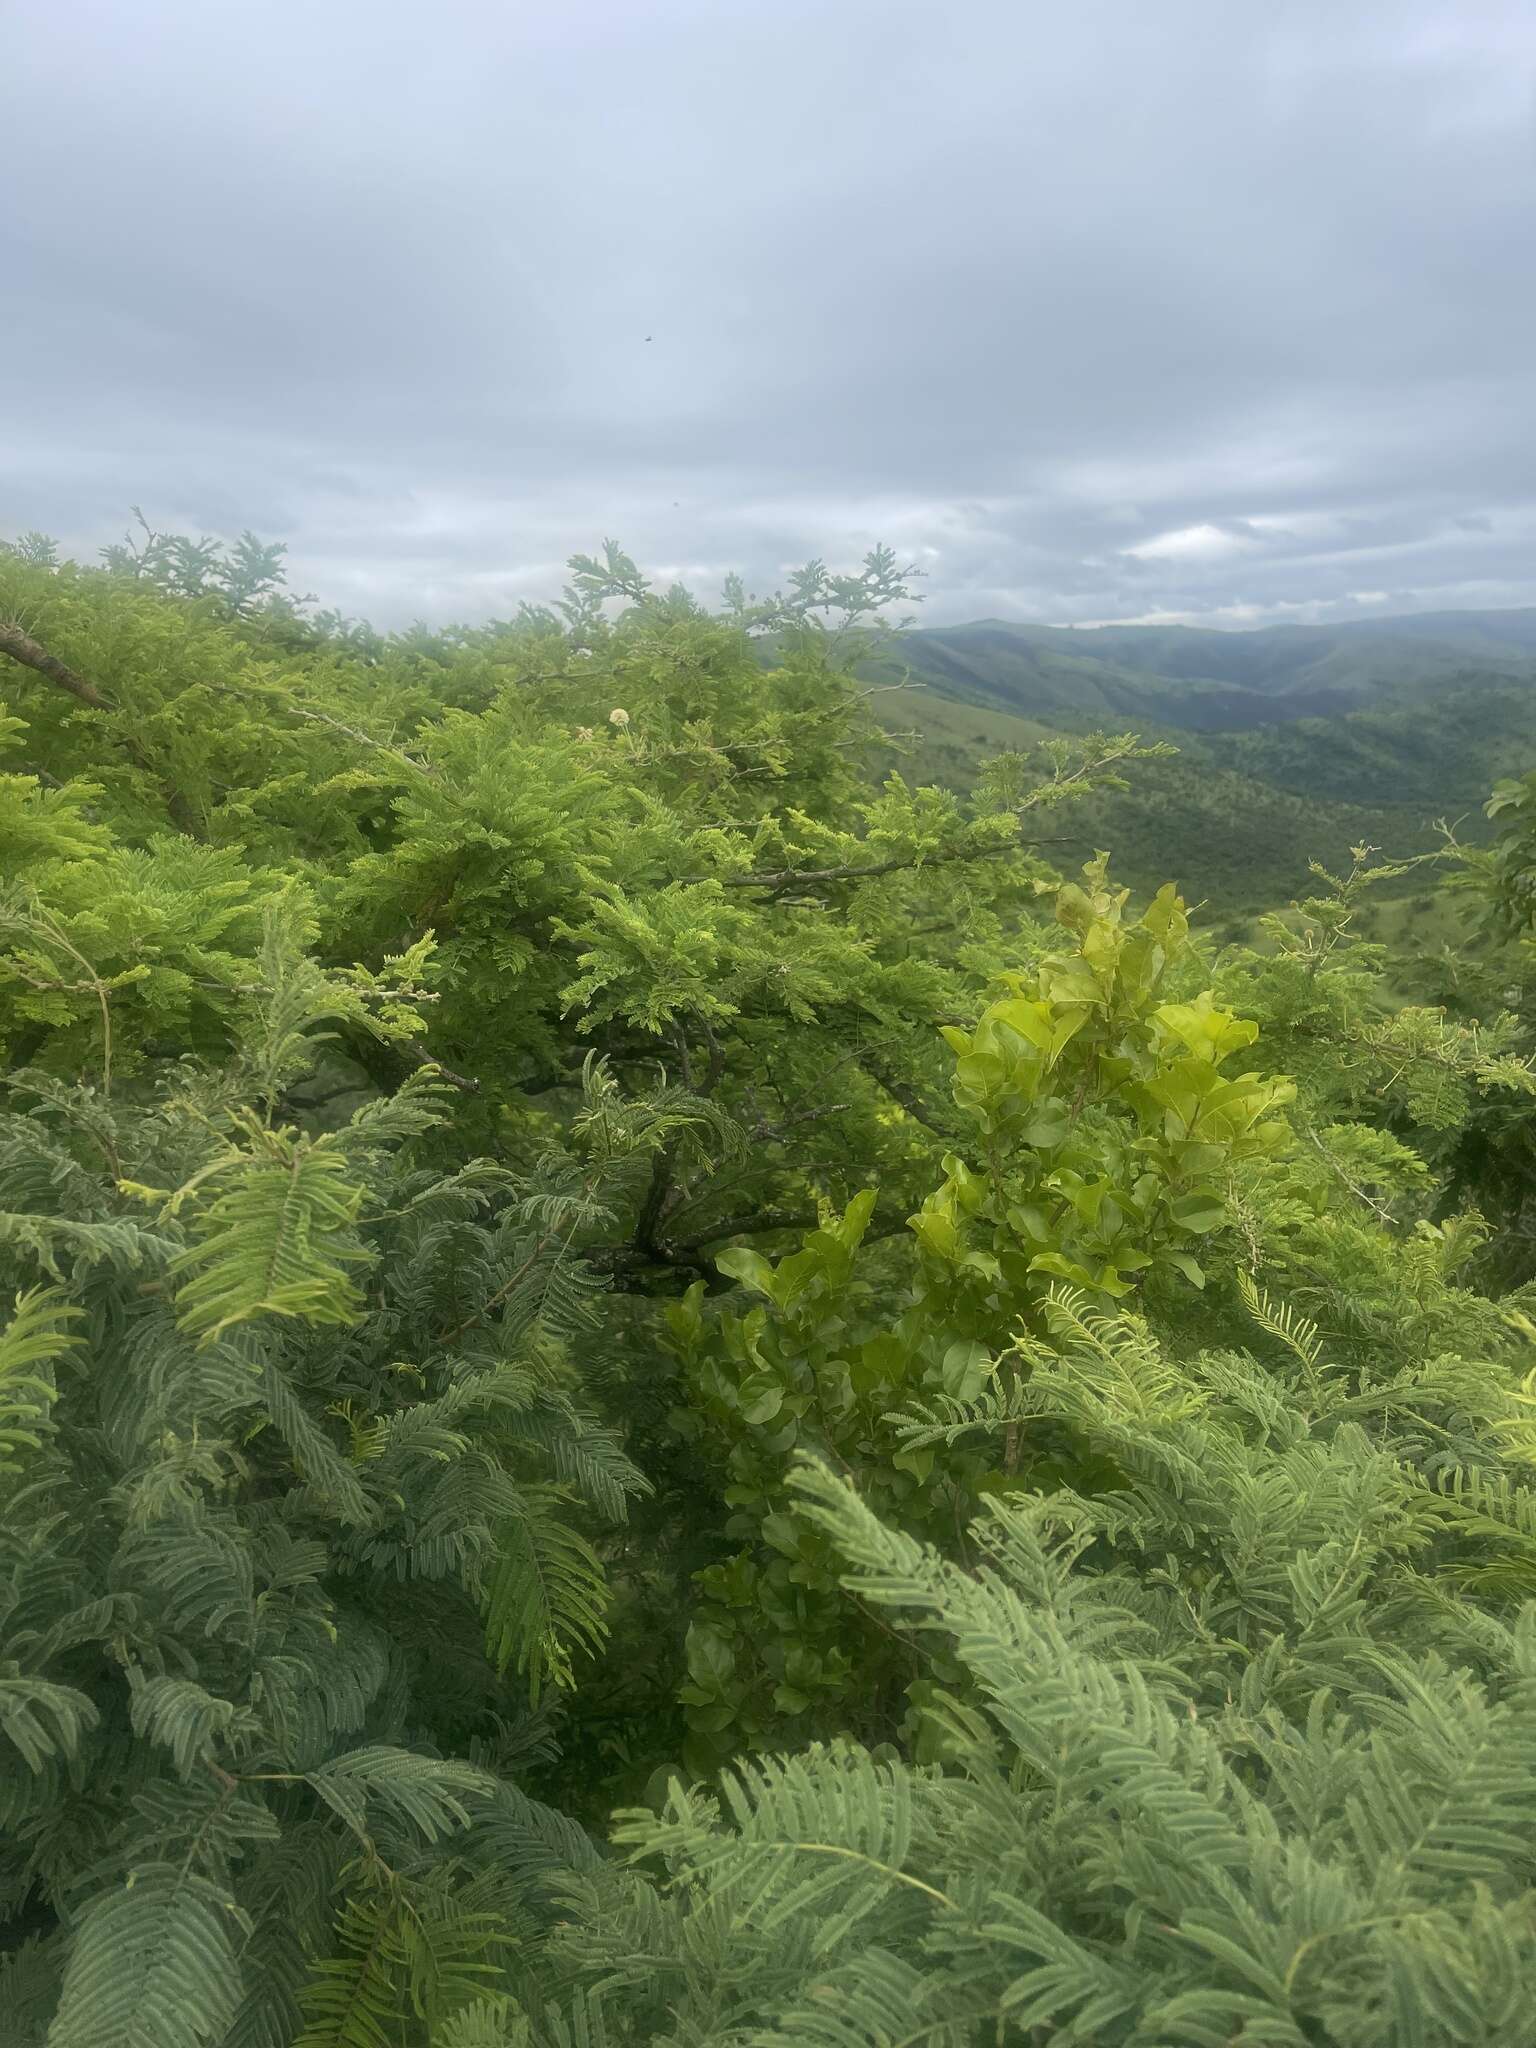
[{"x1": 6, "y1": 522, "x2": 1536, "y2": 2046}]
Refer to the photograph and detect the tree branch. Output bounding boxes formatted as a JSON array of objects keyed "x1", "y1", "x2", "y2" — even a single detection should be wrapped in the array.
[
  {"x1": 196, "y1": 678, "x2": 436, "y2": 779},
  {"x1": 632, "y1": 1147, "x2": 678, "y2": 1260},
  {"x1": 715, "y1": 831, "x2": 1078, "y2": 897},
  {"x1": 403, "y1": 1039, "x2": 480, "y2": 1094},
  {"x1": 590, "y1": 1204, "x2": 911, "y2": 1274},
  {"x1": 710, "y1": 737, "x2": 1165, "y2": 897},
  {"x1": 0, "y1": 617, "x2": 201, "y2": 834},
  {"x1": 0, "y1": 619, "x2": 109, "y2": 707},
  {"x1": 859, "y1": 1051, "x2": 957, "y2": 1137},
  {"x1": 749, "y1": 1101, "x2": 849, "y2": 1142}
]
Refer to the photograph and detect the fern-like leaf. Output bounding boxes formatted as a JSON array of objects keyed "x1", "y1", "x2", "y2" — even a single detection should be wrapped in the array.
[
  {"x1": 127, "y1": 1671, "x2": 262, "y2": 1779},
  {"x1": 483, "y1": 1493, "x2": 611, "y2": 1702},
  {"x1": 171, "y1": 1120, "x2": 369, "y2": 1344},
  {"x1": 0, "y1": 1673, "x2": 99, "y2": 1772},
  {"x1": 0, "y1": 1931, "x2": 64, "y2": 2048},
  {"x1": 293, "y1": 1888, "x2": 399, "y2": 2048},
  {"x1": 1238, "y1": 1270, "x2": 1326, "y2": 1385},
  {"x1": 0, "y1": 1286, "x2": 77, "y2": 1470},
  {"x1": 305, "y1": 1746, "x2": 498, "y2": 1847},
  {"x1": 437, "y1": 1998, "x2": 531, "y2": 2048},
  {"x1": 47, "y1": 1865, "x2": 246, "y2": 2048}
]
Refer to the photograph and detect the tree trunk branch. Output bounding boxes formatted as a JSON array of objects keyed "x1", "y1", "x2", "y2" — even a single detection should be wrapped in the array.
[
  {"x1": 0, "y1": 618, "x2": 201, "y2": 834},
  {"x1": 0, "y1": 620, "x2": 109, "y2": 707}
]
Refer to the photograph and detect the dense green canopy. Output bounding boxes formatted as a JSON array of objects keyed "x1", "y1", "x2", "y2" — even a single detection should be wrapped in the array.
[{"x1": 3, "y1": 527, "x2": 1536, "y2": 2046}]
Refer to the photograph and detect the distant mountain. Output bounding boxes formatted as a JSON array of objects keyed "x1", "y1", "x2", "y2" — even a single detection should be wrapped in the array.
[
  {"x1": 867, "y1": 608, "x2": 1536, "y2": 733},
  {"x1": 857, "y1": 608, "x2": 1536, "y2": 911}
]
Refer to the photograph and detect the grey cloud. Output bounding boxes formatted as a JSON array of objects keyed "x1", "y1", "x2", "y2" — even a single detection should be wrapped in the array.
[{"x1": 4, "y1": 0, "x2": 1536, "y2": 628}]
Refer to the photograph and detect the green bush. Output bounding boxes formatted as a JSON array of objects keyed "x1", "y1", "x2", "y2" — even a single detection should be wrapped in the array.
[{"x1": 2, "y1": 526, "x2": 1535, "y2": 2045}]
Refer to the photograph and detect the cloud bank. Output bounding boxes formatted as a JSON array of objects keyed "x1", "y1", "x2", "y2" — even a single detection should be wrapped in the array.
[{"x1": 5, "y1": 0, "x2": 1535, "y2": 628}]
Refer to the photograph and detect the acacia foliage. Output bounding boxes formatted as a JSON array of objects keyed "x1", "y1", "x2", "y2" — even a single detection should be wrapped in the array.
[{"x1": 2, "y1": 526, "x2": 1536, "y2": 2044}]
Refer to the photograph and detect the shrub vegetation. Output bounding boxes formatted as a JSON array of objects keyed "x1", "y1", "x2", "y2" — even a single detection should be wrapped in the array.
[{"x1": 3, "y1": 524, "x2": 1536, "y2": 2045}]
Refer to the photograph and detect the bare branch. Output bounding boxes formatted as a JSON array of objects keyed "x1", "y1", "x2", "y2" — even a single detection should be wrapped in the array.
[
  {"x1": 859, "y1": 1051, "x2": 956, "y2": 1137},
  {"x1": 717, "y1": 831, "x2": 1075, "y2": 897},
  {"x1": 590, "y1": 1203, "x2": 911, "y2": 1274},
  {"x1": 402, "y1": 1039, "x2": 480, "y2": 1094},
  {"x1": 0, "y1": 618, "x2": 201, "y2": 834},
  {"x1": 749, "y1": 1101, "x2": 849, "y2": 1142},
  {"x1": 196, "y1": 678, "x2": 436, "y2": 779},
  {"x1": 0, "y1": 619, "x2": 109, "y2": 706}
]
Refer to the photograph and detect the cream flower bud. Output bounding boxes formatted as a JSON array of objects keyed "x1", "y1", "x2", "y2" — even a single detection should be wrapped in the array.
[{"x1": 608, "y1": 708, "x2": 631, "y2": 728}]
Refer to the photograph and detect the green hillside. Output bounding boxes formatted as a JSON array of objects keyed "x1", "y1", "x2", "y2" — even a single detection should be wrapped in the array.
[
  {"x1": 869, "y1": 608, "x2": 1536, "y2": 732},
  {"x1": 1213, "y1": 684, "x2": 1536, "y2": 808},
  {"x1": 863, "y1": 623, "x2": 1219, "y2": 727},
  {"x1": 865, "y1": 612, "x2": 1536, "y2": 911},
  {"x1": 874, "y1": 692, "x2": 1463, "y2": 915}
]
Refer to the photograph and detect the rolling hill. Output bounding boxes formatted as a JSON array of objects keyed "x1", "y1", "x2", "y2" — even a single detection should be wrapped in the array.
[
  {"x1": 859, "y1": 609, "x2": 1536, "y2": 913},
  {"x1": 864, "y1": 608, "x2": 1536, "y2": 732}
]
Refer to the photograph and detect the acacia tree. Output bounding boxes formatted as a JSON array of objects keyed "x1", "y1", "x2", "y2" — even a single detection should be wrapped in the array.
[{"x1": 2, "y1": 525, "x2": 1535, "y2": 2046}]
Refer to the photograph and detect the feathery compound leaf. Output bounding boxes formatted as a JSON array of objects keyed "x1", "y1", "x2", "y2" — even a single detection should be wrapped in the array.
[
  {"x1": 753, "y1": 1949, "x2": 970, "y2": 2048},
  {"x1": 331, "y1": 1069, "x2": 451, "y2": 1177},
  {"x1": 514, "y1": 1398, "x2": 648, "y2": 1521},
  {"x1": 114, "y1": 1516, "x2": 256, "y2": 1641},
  {"x1": 259, "y1": 1356, "x2": 375, "y2": 1526},
  {"x1": 0, "y1": 1211, "x2": 175, "y2": 1279},
  {"x1": 305, "y1": 1746, "x2": 498, "y2": 1845},
  {"x1": 224, "y1": 1827, "x2": 347, "y2": 2048},
  {"x1": 536, "y1": 1989, "x2": 620, "y2": 2048},
  {"x1": 0, "y1": 1286, "x2": 77, "y2": 1470},
  {"x1": 1238, "y1": 1269, "x2": 1326, "y2": 1380},
  {"x1": 127, "y1": 1671, "x2": 262, "y2": 1779},
  {"x1": 0, "y1": 1674, "x2": 99, "y2": 1772},
  {"x1": 293, "y1": 1889, "x2": 399, "y2": 2048},
  {"x1": 0, "y1": 1931, "x2": 63, "y2": 2048},
  {"x1": 436, "y1": 1999, "x2": 531, "y2": 2048},
  {"x1": 296, "y1": 1875, "x2": 507, "y2": 2048},
  {"x1": 129, "y1": 1778, "x2": 281, "y2": 1866},
  {"x1": 47, "y1": 1865, "x2": 245, "y2": 2048},
  {"x1": 627, "y1": 1743, "x2": 944, "y2": 1954},
  {"x1": 171, "y1": 1122, "x2": 369, "y2": 1344},
  {"x1": 483, "y1": 1493, "x2": 611, "y2": 1702}
]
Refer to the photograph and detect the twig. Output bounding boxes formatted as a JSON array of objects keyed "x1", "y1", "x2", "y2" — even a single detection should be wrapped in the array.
[
  {"x1": 749, "y1": 1102, "x2": 849, "y2": 1141},
  {"x1": 436, "y1": 1211, "x2": 582, "y2": 1344},
  {"x1": 859, "y1": 1051, "x2": 955, "y2": 1138},
  {"x1": 5, "y1": 905, "x2": 115, "y2": 1100},
  {"x1": 403, "y1": 1040, "x2": 480, "y2": 1094},
  {"x1": 196, "y1": 678, "x2": 436, "y2": 779},
  {"x1": 1298, "y1": 1122, "x2": 1397, "y2": 1227},
  {"x1": 715, "y1": 832, "x2": 1076, "y2": 897}
]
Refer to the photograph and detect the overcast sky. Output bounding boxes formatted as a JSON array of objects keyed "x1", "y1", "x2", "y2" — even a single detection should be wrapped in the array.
[{"x1": 6, "y1": 0, "x2": 1536, "y2": 629}]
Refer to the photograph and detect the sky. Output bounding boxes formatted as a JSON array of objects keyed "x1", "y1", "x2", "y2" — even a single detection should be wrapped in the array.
[{"x1": 5, "y1": 0, "x2": 1536, "y2": 630}]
